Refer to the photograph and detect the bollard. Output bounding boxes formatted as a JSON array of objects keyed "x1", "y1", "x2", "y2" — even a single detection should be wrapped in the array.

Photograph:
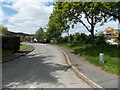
[{"x1": 99, "y1": 53, "x2": 104, "y2": 63}]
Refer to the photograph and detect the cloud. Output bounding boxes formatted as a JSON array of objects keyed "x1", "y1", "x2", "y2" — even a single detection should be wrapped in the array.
[
  {"x1": 2, "y1": 0, "x2": 118, "y2": 35},
  {"x1": 3, "y1": 0, "x2": 53, "y2": 34},
  {"x1": 95, "y1": 20, "x2": 118, "y2": 33},
  {"x1": 0, "y1": 7, "x2": 4, "y2": 25},
  {"x1": 71, "y1": 16, "x2": 118, "y2": 35}
]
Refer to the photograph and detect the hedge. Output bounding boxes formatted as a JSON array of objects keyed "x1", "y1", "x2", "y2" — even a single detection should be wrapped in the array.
[{"x1": 2, "y1": 36, "x2": 20, "y2": 52}]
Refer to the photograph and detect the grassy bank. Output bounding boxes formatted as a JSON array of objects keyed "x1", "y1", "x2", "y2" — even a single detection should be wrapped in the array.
[
  {"x1": 52, "y1": 43, "x2": 119, "y2": 76},
  {"x1": 19, "y1": 44, "x2": 28, "y2": 51},
  {"x1": 2, "y1": 44, "x2": 28, "y2": 57}
]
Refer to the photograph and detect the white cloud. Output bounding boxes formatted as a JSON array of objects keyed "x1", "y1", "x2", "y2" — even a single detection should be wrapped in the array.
[
  {"x1": 63, "y1": 19, "x2": 118, "y2": 36},
  {"x1": 0, "y1": 7, "x2": 4, "y2": 25},
  {"x1": 70, "y1": 16, "x2": 118, "y2": 35},
  {"x1": 4, "y1": 0, "x2": 53, "y2": 34},
  {"x1": 2, "y1": 0, "x2": 118, "y2": 35},
  {"x1": 95, "y1": 20, "x2": 118, "y2": 33}
]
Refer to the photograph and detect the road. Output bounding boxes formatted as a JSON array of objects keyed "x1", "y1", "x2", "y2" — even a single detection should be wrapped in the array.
[{"x1": 2, "y1": 43, "x2": 91, "y2": 88}]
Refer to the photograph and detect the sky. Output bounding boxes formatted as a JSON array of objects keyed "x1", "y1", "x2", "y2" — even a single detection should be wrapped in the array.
[{"x1": 0, "y1": 0, "x2": 119, "y2": 35}]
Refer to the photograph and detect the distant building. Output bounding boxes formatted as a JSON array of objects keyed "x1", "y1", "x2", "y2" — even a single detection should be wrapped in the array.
[{"x1": 103, "y1": 27, "x2": 119, "y2": 41}]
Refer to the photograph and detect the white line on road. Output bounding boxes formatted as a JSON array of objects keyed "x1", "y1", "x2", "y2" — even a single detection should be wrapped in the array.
[{"x1": 30, "y1": 82, "x2": 37, "y2": 88}]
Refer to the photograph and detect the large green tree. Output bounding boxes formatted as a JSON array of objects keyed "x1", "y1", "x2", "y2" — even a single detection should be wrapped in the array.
[
  {"x1": 47, "y1": 2, "x2": 70, "y2": 41},
  {"x1": 51, "y1": 2, "x2": 108, "y2": 43},
  {"x1": 49, "y1": 2, "x2": 119, "y2": 43},
  {"x1": 97, "y1": 2, "x2": 120, "y2": 23}
]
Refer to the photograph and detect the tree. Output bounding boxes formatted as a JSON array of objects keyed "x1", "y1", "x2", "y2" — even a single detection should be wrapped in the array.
[
  {"x1": 73, "y1": 33, "x2": 90, "y2": 44},
  {"x1": 94, "y1": 33, "x2": 106, "y2": 45},
  {"x1": 47, "y1": 2, "x2": 70, "y2": 41},
  {"x1": 34, "y1": 27, "x2": 44, "y2": 42},
  {"x1": 50, "y1": 2, "x2": 119, "y2": 44},
  {"x1": 0, "y1": 26, "x2": 9, "y2": 35},
  {"x1": 97, "y1": 2, "x2": 120, "y2": 23}
]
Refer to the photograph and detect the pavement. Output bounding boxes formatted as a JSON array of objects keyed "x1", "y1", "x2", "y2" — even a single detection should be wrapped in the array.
[
  {"x1": 57, "y1": 46, "x2": 119, "y2": 89},
  {"x1": 2, "y1": 43, "x2": 91, "y2": 88}
]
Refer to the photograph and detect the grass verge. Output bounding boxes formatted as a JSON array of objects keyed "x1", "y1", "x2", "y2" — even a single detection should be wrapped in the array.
[
  {"x1": 51, "y1": 43, "x2": 119, "y2": 76},
  {"x1": 19, "y1": 44, "x2": 28, "y2": 51}
]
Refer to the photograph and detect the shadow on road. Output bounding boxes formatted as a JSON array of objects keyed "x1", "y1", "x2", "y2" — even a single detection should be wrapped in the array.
[{"x1": 2, "y1": 53, "x2": 69, "y2": 88}]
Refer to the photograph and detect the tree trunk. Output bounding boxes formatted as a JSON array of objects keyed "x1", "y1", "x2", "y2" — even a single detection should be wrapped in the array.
[
  {"x1": 90, "y1": 25, "x2": 95, "y2": 44},
  {"x1": 90, "y1": 14, "x2": 95, "y2": 44},
  {"x1": 118, "y1": 19, "x2": 120, "y2": 24},
  {"x1": 67, "y1": 30, "x2": 70, "y2": 42}
]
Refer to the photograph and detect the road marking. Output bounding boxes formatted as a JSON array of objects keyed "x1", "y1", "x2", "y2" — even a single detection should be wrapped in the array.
[{"x1": 30, "y1": 82, "x2": 37, "y2": 88}]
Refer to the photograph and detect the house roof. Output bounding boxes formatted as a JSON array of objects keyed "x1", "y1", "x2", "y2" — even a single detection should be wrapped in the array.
[{"x1": 104, "y1": 27, "x2": 119, "y2": 32}]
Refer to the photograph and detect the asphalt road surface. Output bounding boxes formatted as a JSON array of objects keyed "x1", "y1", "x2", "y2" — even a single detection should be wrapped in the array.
[{"x1": 2, "y1": 43, "x2": 91, "y2": 88}]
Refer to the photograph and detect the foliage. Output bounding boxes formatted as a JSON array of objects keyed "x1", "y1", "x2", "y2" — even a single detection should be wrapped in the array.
[
  {"x1": 73, "y1": 33, "x2": 90, "y2": 44},
  {"x1": 34, "y1": 27, "x2": 44, "y2": 42},
  {"x1": 97, "y1": 2, "x2": 120, "y2": 23},
  {"x1": 59, "y1": 33, "x2": 90, "y2": 44},
  {"x1": 94, "y1": 33, "x2": 106, "y2": 45},
  {"x1": 62, "y1": 36, "x2": 68, "y2": 43},
  {"x1": 0, "y1": 26, "x2": 9, "y2": 35},
  {"x1": 46, "y1": 2, "x2": 71, "y2": 41},
  {"x1": 2, "y1": 36, "x2": 20, "y2": 52},
  {"x1": 52, "y1": 43, "x2": 120, "y2": 76},
  {"x1": 48, "y1": 2, "x2": 120, "y2": 44},
  {"x1": 20, "y1": 35, "x2": 26, "y2": 42}
]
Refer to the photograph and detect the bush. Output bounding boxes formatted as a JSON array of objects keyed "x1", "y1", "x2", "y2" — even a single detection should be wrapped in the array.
[
  {"x1": 61, "y1": 36, "x2": 68, "y2": 43},
  {"x1": 72, "y1": 33, "x2": 90, "y2": 44},
  {"x1": 94, "y1": 34, "x2": 106, "y2": 45},
  {"x1": 2, "y1": 36, "x2": 20, "y2": 52}
]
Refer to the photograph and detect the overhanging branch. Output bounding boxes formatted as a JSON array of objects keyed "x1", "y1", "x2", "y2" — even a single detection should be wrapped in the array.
[
  {"x1": 78, "y1": 18, "x2": 90, "y2": 32},
  {"x1": 83, "y1": 10, "x2": 92, "y2": 25},
  {"x1": 99, "y1": 8, "x2": 120, "y2": 20}
]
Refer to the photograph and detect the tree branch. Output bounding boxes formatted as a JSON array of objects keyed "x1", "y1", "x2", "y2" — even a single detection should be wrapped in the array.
[
  {"x1": 99, "y1": 8, "x2": 120, "y2": 20},
  {"x1": 77, "y1": 18, "x2": 90, "y2": 32},
  {"x1": 83, "y1": 10, "x2": 92, "y2": 25}
]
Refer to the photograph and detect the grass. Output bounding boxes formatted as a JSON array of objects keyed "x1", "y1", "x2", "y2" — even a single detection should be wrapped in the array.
[
  {"x1": 2, "y1": 50, "x2": 13, "y2": 57},
  {"x1": 52, "y1": 43, "x2": 120, "y2": 76},
  {"x1": 19, "y1": 44, "x2": 28, "y2": 51},
  {"x1": 2, "y1": 44, "x2": 28, "y2": 57}
]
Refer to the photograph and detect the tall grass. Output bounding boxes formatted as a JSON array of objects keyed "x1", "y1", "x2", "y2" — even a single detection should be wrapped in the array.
[{"x1": 52, "y1": 43, "x2": 120, "y2": 76}]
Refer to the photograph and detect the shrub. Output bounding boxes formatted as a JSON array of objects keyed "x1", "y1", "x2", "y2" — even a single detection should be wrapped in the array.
[
  {"x1": 94, "y1": 34, "x2": 106, "y2": 45},
  {"x1": 61, "y1": 36, "x2": 68, "y2": 43},
  {"x1": 72, "y1": 33, "x2": 90, "y2": 44},
  {"x1": 2, "y1": 36, "x2": 20, "y2": 52}
]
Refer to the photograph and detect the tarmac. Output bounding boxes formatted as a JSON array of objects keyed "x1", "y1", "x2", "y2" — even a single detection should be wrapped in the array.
[
  {"x1": 1, "y1": 44, "x2": 119, "y2": 89},
  {"x1": 57, "y1": 46, "x2": 119, "y2": 89}
]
